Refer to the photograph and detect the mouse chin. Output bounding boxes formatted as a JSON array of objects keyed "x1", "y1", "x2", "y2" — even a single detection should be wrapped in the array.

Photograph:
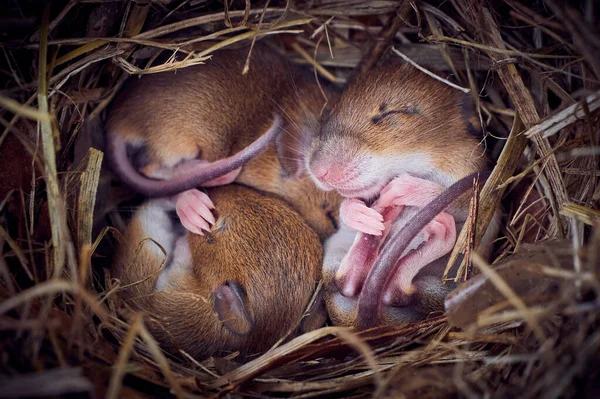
[
  {"x1": 335, "y1": 178, "x2": 391, "y2": 201},
  {"x1": 312, "y1": 179, "x2": 336, "y2": 192}
]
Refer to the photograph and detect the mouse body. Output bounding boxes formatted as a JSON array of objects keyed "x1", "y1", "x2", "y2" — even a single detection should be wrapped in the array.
[
  {"x1": 106, "y1": 44, "x2": 342, "y2": 240},
  {"x1": 297, "y1": 61, "x2": 497, "y2": 327},
  {"x1": 112, "y1": 184, "x2": 325, "y2": 358},
  {"x1": 326, "y1": 172, "x2": 498, "y2": 328}
]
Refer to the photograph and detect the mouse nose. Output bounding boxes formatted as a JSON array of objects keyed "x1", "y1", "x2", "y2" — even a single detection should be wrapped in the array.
[{"x1": 311, "y1": 164, "x2": 330, "y2": 180}]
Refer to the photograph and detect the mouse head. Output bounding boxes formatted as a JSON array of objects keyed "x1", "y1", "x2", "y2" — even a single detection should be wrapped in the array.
[{"x1": 306, "y1": 62, "x2": 482, "y2": 200}]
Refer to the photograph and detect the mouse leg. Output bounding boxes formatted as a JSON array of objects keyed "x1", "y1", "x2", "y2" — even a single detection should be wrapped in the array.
[
  {"x1": 337, "y1": 174, "x2": 456, "y2": 298},
  {"x1": 336, "y1": 206, "x2": 403, "y2": 297},
  {"x1": 372, "y1": 175, "x2": 458, "y2": 302},
  {"x1": 381, "y1": 211, "x2": 456, "y2": 305},
  {"x1": 339, "y1": 198, "x2": 385, "y2": 236},
  {"x1": 175, "y1": 189, "x2": 216, "y2": 235}
]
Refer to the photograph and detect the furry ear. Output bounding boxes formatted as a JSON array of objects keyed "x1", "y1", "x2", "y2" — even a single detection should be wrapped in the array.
[
  {"x1": 276, "y1": 122, "x2": 314, "y2": 179},
  {"x1": 213, "y1": 281, "x2": 254, "y2": 336},
  {"x1": 460, "y1": 93, "x2": 483, "y2": 137}
]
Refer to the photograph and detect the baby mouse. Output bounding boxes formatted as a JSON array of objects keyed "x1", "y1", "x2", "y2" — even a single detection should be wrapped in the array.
[
  {"x1": 106, "y1": 44, "x2": 341, "y2": 240},
  {"x1": 296, "y1": 61, "x2": 497, "y2": 323},
  {"x1": 112, "y1": 184, "x2": 325, "y2": 358}
]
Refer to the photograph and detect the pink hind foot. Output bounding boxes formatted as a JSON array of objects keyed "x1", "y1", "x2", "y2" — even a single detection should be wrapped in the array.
[
  {"x1": 336, "y1": 206, "x2": 404, "y2": 298},
  {"x1": 340, "y1": 198, "x2": 385, "y2": 236},
  {"x1": 382, "y1": 211, "x2": 457, "y2": 305},
  {"x1": 175, "y1": 189, "x2": 216, "y2": 235}
]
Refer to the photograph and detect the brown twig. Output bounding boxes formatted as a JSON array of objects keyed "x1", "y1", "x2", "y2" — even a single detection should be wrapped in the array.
[{"x1": 351, "y1": 0, "x2": 415, "y2": 82}]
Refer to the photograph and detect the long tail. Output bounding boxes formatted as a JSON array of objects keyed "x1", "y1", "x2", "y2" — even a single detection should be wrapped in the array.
[{"x1": 106, "y1": 115, "x2": 283, "y2": 197}]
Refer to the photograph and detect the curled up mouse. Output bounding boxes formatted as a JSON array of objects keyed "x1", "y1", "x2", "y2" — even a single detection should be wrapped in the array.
[
  {"x1": 112, "y1": 184, "x2": 326, "y2": 358},
  {"x1": 106, "y1": 44, "x2": 340, "y2": 357},
  {"x1": 290, "y1": 60, "x2": 499, "y2": 327},
  {"x1": 105, "y1": 44, "x2": 341, "y2": 241}
]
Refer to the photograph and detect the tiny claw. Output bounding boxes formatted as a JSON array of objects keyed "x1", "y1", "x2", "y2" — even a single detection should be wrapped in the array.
[
  {"x1": 361, "y1": 207, "x2": 384, "y2": 222},
  {"x1": 189, "y1": 188, "x2": 215, "y2": 210},
  {"x1": 423, "y1": 230, "x2": 432, "y2": 241},
  {"x1": 189, "y1": 199, "x2": 216, "y2": 226},
  {"x1": 176, "y1": 189, "x2": 216, "y2": 235},
  {"x1": 180, "y1": 218, "x2": 203, "y2": 236},
  {"x1": 340, "y1": 198, "x2": 385, "y2": 235}
]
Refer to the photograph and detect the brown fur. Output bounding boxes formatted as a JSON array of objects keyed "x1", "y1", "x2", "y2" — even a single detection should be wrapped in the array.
[
  {"x1": 317, "y1": 61, "x2": 488, "y2": 180},
  {"x1": 112, "y1": 184, "x2": 324, "y2": 358},
  {"x1": 107, "y1": 44, "x2": 341, "y2": 239},
  {"x1": 313, "y1": 62, "x2": 498, "y2": 327}
]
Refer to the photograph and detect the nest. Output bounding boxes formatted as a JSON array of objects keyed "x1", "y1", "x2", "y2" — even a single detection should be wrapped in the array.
[{"x1": 1, "y1": 0, "x2": 599, "y2": 397}]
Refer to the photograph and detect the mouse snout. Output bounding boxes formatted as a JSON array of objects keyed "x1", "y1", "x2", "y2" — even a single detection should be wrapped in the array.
[
  {"x1": 308, "y1": 146, "x2": 359, "y2": 187},
  {"x1": 308, "y1": 159, "x2": 350, "y2": 188},
  {"x1": 311, "y1": 163, "x2": 331, "y2": 179}
]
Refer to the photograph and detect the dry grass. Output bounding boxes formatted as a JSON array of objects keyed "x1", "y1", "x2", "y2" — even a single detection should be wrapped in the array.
[{"x1": 1, "y1": 0, "x2": 599, "y2": 397}]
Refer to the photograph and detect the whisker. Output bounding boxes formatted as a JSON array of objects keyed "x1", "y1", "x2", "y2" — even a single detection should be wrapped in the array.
[
  {"x1": 262, "y1": 90, "x2": 302, "y2": 133},
  {"x1": 416, "y1": 114, "x2": 464, "y2": 136},
  {"x1": 276, "y1": 125, "x2": 306, "y2": 149},
  {"x1": 277, "y1": 155, "x2": 304, "y2": 162},
  {"x1": 288, "y1": 72, "x2": 315, "y2": 131},
  {"x1": 277, "y1": 145, "x2": 305, "y2": 156},
  {"x1": 312, "y1": 35, "x2": 330, "y2": 124}
]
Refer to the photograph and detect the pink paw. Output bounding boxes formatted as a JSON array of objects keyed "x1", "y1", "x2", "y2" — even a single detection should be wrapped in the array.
[
  {"x1": 376, "y1": 174, "x2": 445, "y2": 210},
  {"x1": 340, "y1": 198, "x2": 385, "y2": 235},
  {"x1": 175, "y1": 189, "x2": 216, "y2": 235},
  {"x1": 382, "y1": 211, "x2": 457, "y2": 304},
  {"x1": 423, "y1": 212, "x2": 456, "y2": 245}
]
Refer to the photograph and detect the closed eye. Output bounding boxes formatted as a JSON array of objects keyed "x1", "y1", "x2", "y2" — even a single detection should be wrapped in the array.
[{"x1": 371, "y1": 106, "x2": 420, "y2": 124}]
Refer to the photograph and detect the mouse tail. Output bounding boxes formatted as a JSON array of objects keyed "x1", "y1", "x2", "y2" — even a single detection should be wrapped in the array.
[{"x1": 106, "y1": 115, "x2": 283, "y2": 197}]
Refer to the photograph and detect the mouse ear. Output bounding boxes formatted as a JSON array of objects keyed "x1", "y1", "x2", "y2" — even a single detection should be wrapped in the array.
[
  {"x1": 213, "y1": 281, "x2": 254, "y2": 336},
  {"x1": 298, "y1": 285, "x2": 327, "y2": 333},
  {"x1": 460, "y1": 93, "x2": 482, "y2": 137},
  {"x1": 276, "y1": 121, "x2": 313, "y2": 179}
]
